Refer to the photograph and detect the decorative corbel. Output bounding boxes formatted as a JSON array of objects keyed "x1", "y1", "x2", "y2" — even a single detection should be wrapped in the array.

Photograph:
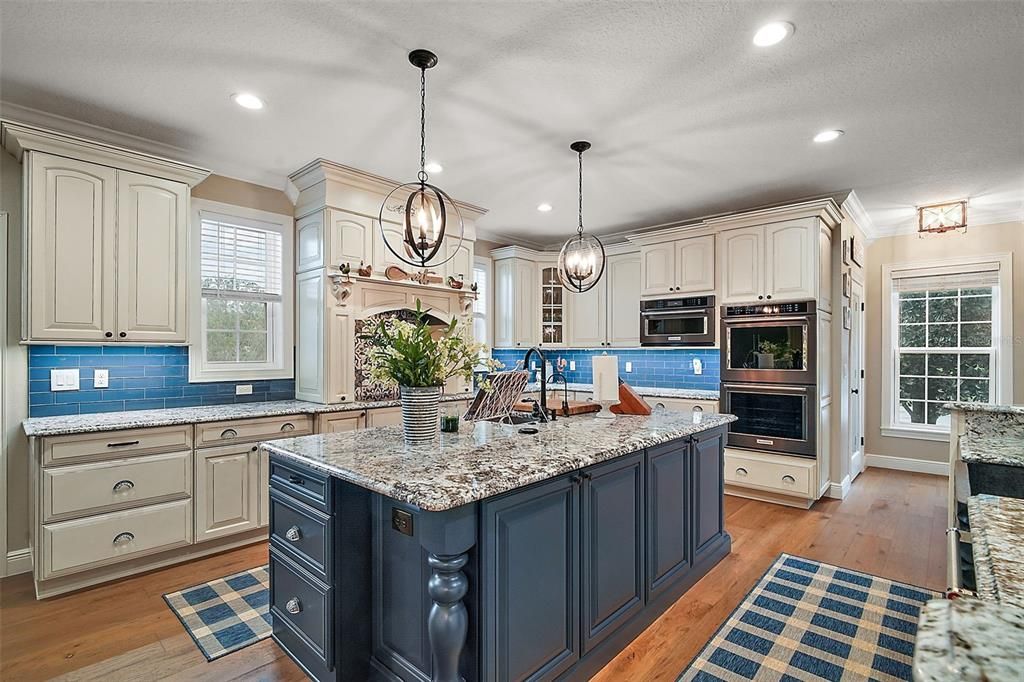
[{"x1": 328, "y1": 272, "x2": 353, "y2": 306}]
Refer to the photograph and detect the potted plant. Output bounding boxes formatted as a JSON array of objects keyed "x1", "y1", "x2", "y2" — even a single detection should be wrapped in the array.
[{"x1": 363, "y1": 299, "x2": 497, "y2": 443}]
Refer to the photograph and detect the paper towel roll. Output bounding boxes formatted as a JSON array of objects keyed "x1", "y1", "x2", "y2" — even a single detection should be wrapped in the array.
[{"x1": 592, "y1": 355, "x2": 619, "y2": 402}]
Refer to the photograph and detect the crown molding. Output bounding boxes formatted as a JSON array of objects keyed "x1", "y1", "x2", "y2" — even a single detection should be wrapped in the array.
[
  {"x1": 702, "y1": 196, "x2": 843, "y2": 231},
  {"x1": 838, "y1": 190, "x2": 878, "y2": 241}
]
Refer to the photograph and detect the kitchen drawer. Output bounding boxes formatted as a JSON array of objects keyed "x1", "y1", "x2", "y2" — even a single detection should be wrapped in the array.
[
  {"x1": 42, "y1": 425, "x2": 193, "y2": 467},
  {"x1": 724, "y1": 449, "x2": 815, "y2": 498},
  {"x1": 270, "y1": 489, "x2": 332, "y2": 582},
  {"x1": 649, "y1": 397, "x2": 719, "y2": 414},
  {"x1": 269, "y1": 456, "x2": 331, "y2": 513},
  {"x1": 39, "y1": 498, "x2": 192, "y2": 579},
  {"x1": 196, "y1": 414, "x2": 312, "y2": 448},
  {"x1": 42, "y1": 450, "x2": 191, "y2": 523},
  {"x1": 270, "y1": 549, "x2": 333, "y2": 667},
  {"x1": 315, "y1": 411, "x2": 365, "y2": 434}
]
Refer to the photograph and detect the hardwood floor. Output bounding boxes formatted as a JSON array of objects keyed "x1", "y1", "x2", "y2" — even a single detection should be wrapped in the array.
[{"x1": 0, "y1": 468, "x2": 947, "y2": 681}]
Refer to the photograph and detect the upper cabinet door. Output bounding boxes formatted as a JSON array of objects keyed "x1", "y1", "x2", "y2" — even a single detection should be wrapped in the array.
[
  {"x1": 718, "y1": 226, "x2": 763, "y2": 304},
  {"x1": 446, "y1": 237, "x2": 473, "y2": 286},
  {"x1": 28, "y1": 152, "x2": 116, "y2": 342},
  {"x1": 606, "y1": 254, "x2": 640, "y2": 347},
  {"x1": 765, "y1": 221, "x2": 816, "y2": 302},
  {"x1": 640, "y1": 243, "x2": 675, "y2": 296},
  {"x1": 493, "y1": 259, "x2": 515, "y2": 348},
  {"x1": 295, "y1": 211, "x2": 325, "y2": 273},
  {"x1": 328, "y1": 210, "x2": 372, "y2": 272},
  {"x1": 115, "y1": 171, "x2": 189, "y2": 343},
  {"x1": 675, "y1": 235, "x2": 715, "y2": 294},
  {"x1": 513, "y1": 259, "x2": 538, "y2": 347},
  {"x1": 567, "y1": 278, "x2": 606, "y2": 348},
  {"x1": 373, "y1": 220, "x2": 409, "y2": 274}
]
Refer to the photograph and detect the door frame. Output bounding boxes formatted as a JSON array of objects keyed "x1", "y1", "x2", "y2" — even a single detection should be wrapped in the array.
[{"x1": 849, "y1": 277, "x2": 866, "y2": 478}]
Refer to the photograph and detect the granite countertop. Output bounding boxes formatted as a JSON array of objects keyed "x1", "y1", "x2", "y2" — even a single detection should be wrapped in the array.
[
  {"x1": 22, "y1": 394, "x2": 475, "y2": 438},
  {"x1": 526, "y1": 382, "x2": 719, "y2": 401},
  {"x1": 957, "y1": 413, "x2": 1024, "y2": 468},
  {"x1": 913, "y1": 598, "x2": 1024, "y2": 681},
  {"x1": 261, "y1": 409, "x2": 737, "y2": 512},
  {"x1": 945, "y1": 402, "x2": 1024, "y2": 417},
  {"x1": 967, "y1": 495, "x2": 1024, "y2": 608}
]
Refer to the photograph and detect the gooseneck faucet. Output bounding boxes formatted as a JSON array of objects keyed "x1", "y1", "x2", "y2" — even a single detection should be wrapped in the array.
[{"x1": 522, "y1": 347, "x2": 552, "y2": 421}]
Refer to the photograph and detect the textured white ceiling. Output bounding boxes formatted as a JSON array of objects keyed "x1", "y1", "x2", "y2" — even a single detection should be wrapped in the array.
[{"x1": 1, "y1": 1, "x2": 1021, "y2": 243}]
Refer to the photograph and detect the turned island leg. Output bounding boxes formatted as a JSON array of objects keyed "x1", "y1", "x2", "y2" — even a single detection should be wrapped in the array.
[{"x1": 419, "y1": 505, "x2": 477, "y2": 682}]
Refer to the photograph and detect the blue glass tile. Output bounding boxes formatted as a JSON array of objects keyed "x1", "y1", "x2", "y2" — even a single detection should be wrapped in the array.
[
  {"x1": 145, "y1": 387, "x2": 183, "y2": 399},
  {"x1": 102, "y1": 346, "x2": 147, "y2": 355},
  {"x1": 79, "y1": 355, "x2": 123, "y2": 367},
  {"x1": 164, "y1": 397, "x2": 203, "y2": 408},
  {"x1": 55, "y1": 390, "x2": 103, "y2": 404},
  {"x1": 123, "y1": 399, "x2": 167, "y2": 410},
  {"x1": 31, "y1": 404, "x2": 80, "y2": 417},
  {"x1": 144, "y1": 346, "x2": 184, "y2": 355},
  {"x1": 79, "y1": 401, "x2": 126, "y2": 413},
  {"x1": 30, "y1": 393, "x2": 54, "y2": 405},
  {"x1": 101, "y1": 389, "x2": 146, "y2": 401},
  {"x1": 30, "y1": 355, "x2": 81, "y2": 368},
  {"x1": 122, "y1": 377, "x2": 165, "y2": 389},
  {"x1": 28, "y1": 345, "x2": 56, "y2": 356}
]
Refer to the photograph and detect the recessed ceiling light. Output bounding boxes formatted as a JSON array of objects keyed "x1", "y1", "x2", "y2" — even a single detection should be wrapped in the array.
[
  {"x1": 424, "y1": 161, "x2": 443, "y2": 173},
  {"x1": 753, "y1": 22, "x2": 794, "y2": 47},
  {"x1": 537, "y1": 203, "x2": 553, "y2": 212},
  {"x1": 232, "y1": 93, "x2": 264, "y2": 110},
  {"x1": 813, "y1": 129, "x2": 845, "y2": 143}
]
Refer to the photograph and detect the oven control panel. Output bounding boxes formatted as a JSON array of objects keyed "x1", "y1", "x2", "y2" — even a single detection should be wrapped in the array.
[
  {"x1": 724, "y1": 300, "x2": 812, "y2": 317},
  {"x1": 642, "y1": 295, "x2": 714, "y2": 311}
]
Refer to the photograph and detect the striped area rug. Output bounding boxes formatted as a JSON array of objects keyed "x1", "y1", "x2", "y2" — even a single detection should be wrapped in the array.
[
  {"x1": 163, "y1": 565, "x2": 271, "y2": 661},
  {"x1": 680, "y1": 554, "x2": 938, "y2": 681}
]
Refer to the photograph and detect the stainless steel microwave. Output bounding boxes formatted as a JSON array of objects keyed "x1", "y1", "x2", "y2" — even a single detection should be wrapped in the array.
[{"x1": 640, "y1": 295, "x2": 716, "y2": 346}]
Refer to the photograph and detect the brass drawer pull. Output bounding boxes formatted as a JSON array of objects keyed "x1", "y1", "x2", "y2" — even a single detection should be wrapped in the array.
[
  {"x1": 107, "y1": 440, "x2": 140, "y2": 448},
  {"x1": 112, "y1": 532, "x2": 135, "y2": 545},
  {"x1": 280, "y1": 422, "x2": 296, "y2": 432},
  {"x1": 112, "y1": 479, "x2": 135, "y2": 492},
  {"x1": 220, "y1": 428, "x2": 238, "y2": 439},
  {"x1": 736, "y1": 467, "x2": 748, "y2": 476},
  {"x1": 286, "y1": 597, "x2": 302, "y2": 614},
  {"x1": 285, "y1": 526, "x2": 302, "y2": 542},
  {"x1": 782, "y1": 475, "x2": 796, "y2": 484}
]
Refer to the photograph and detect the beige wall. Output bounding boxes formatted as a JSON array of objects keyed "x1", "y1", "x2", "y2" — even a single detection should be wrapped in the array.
[
  {"x1": 865, "y1": 221, "x2": 1024, "y2": 463},
  {"x1": 191, "y1": 174, "x2": 293, "y2": 215},
  {"x1": 474, "y1": 238, "x2": 507, "y2": 257}
]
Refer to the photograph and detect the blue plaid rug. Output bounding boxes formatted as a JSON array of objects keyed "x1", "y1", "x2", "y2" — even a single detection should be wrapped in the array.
[
  {"x1": 680, "y1": 554, "x2": 938, "y2": 681},
  {"x1": 163, "y1": 565, "x2": 271, "y2": 661}
]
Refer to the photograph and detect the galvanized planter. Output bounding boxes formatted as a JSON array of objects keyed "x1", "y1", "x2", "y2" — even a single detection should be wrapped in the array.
[{"x1": 400, "y1": 386, "x2": 442, "y2": 444}]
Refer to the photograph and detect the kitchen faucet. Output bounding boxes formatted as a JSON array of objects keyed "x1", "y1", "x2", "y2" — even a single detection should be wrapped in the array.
[{"x1": 522, "y1": 347, "x2": 553, "y2": 421}]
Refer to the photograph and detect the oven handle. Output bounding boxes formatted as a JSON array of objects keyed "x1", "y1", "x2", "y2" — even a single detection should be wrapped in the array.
[
  {"x1": 641, "y1": 309, "x2": 711, "y2": 317},
  {"x1": 723, "y1": 315, "x2": 810, "y2": 324},
  {"x1": 723, "y1": 383, "x2": 814, "y2": 393}
]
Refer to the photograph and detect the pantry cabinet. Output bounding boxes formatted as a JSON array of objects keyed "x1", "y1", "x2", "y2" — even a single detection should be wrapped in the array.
[
  {"x1": 718, "y1": 220, "x2": 817, "y2": 305},
  {"x1": 3, "y1": 123, "x2": 209, "y2": 344},
  {"x1": 640, "y1": 235, "x2": 714, "y2": 297}
]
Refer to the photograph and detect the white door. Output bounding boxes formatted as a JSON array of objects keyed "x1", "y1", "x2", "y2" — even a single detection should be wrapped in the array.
[
  {"x1": 28, "y1": 152, "x2": 116, "y2": 341},
  {"x1": 367, "y1": 406, "x2": 403, "y2": 427},
  {"x1": 606, "y1": 254, "x2": 641, "y2": 347},
  {"x1": 115, "y1": 171, "x2": 189, "y2": 343},
  {"x1": 568, "y1": 279, "x2": 607, "y2": 348},
  {"x1": 718, "y1": 226, "x2": 763, "y2": 304},
  {"x1": 765, "y1": 221, "x2": 816, "y2": 302},
  {"x1": 194, "y1": 444, "x2": 259, "y2": 541},
  {"x1": 640, "y1": 243, "x2": 676, "y2": 296},
  {"x1": 374, "y1": 220, "x2": 411, "y2": 273},
  {"x1": 849, "y1": 280, "x2": 866, "y2": 478},
  {"x1": 675, "y1": 235, "x2": 715, "y2": 294}
]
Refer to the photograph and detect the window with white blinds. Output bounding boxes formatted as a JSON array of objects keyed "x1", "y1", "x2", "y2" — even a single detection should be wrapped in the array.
[
  {"x1": 882, "y1": 254, "x2": 1012, "y2": 439},
  {"x1": 190, "y1": 203, "x2": 294, "y2": 382},
  {"x1": 473, "y1": 257, "x2": 491, "y2": 367}
]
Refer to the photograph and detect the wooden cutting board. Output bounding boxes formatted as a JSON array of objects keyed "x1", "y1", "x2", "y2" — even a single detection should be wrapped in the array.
[{"x1": 514, "y1": 400, "x2": 601, "y2": 416}]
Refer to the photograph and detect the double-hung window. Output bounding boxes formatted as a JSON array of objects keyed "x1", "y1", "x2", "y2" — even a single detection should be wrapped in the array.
[
  {"x1": 190, "y1": 200, "x2": 294, "y2": 382},
  {"x1": 472, "y1": 256, "x2": 492, "y2": 367},
  {"x1": 882, "y1": 254, "x2": 1012, "y2": 439}
]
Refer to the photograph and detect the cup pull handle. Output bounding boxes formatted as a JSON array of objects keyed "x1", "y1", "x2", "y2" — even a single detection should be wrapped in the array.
[
  {"x1": 113, "y1": 532, "x2": 135, "y2": 545},
  {"x1": 288, "y1": 475, "x2": 305, "y2": 486},
  {"x1": 112, "y1": 479, "x2": 135, "y2": 492},
  {"x1": 285, "y1": 526, "x2": 301, "y2": 542},
  {"x1": 220, "y1": 429, "x2": 238, "y2": 439},
  {"x1": 736, "y1": 467, "x2": 748, "y2": 476},
  {"x1": 782, "y1": 475, "x2": 796, "y2": 484},
  {"x1": 280, "y1": 422, "x2": 295, "y2": 432},
  {"x1": 286, "y1": 597, "x2": 302, "y2": 614}
]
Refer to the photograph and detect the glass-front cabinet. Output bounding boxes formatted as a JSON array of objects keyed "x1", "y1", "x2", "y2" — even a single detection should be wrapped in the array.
[{"x1": 540, "y1": 266, "x2": 565, "y2": 346}]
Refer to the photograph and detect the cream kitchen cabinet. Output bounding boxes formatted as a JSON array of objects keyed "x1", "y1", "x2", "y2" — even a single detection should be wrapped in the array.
[
  {"x1": 494, "y1": 257, "x2": 538, "y2": 348},
  {"x1": 366, "y1": 406, "x2": 403, "y2": 427},
  {"x1": 568, "y1": 252, "x2": 640, "y2": 348},
  {"x1": 3, "y1": 123, "x2": 209, "y2": 344},
  {"x1": 296, "y1": 209, "x2": 373, "y2": 274},
  {"x1": 718, "y1": 220, "x2": 817, "y2": 305},
  {"x1": 194, "y1": 443, "x2": 260, "y2": 542},
  {"x1": 567, "y1": 277, "x2": 606, "y2": 348},
  {"x1": 640, "y1": 235, "x2": 715, "y2": 297}
]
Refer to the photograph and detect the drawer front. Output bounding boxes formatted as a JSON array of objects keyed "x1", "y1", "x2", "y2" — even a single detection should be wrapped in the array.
[
  {"x1": 40, "y1": 498, "x2": 192, "y2": 578},
  {"x1": 725, "y1": 452, "x2": 813, "y2": 497},
  {"x1": 42, "y1": 425, "x2": 193, "y2": 466},
  {"x1": 270, "y1": 489, "x2": 332, "y2": 581},
  {"x1": 269, "y1": 456, "x2": 331, "y2": 513},
  {"x1": 365, "y1": 406, "x2": 402, "y2": 428},
  {"x1": 197, "y1": 414, "x2": 312, "y2": 448},
  {"x1": 270, "y1": 550, "x2": 332, "y2": 665},
  {"x1": 316, "y1": 411, "x2": 365, "y2": 434},
  {"x1": 42, "y1": 450, "x2": 191, "y2": 522}
]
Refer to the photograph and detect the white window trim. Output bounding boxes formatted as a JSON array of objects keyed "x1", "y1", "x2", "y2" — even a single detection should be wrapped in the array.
[
  {"x1": 473, "y1": 255, "x2": 493, "y2": 351},
  {"x1": 881, "y1": 252, "x2": 1013, "y2": 441},
  {"x1": 189, "y1": 199, "x2": 294, "y2": 383}
]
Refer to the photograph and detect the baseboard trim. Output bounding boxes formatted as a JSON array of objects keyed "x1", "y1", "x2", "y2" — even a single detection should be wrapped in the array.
[
  {"x1": 4, "y1": 548, "x2": 32, "y2": 577},
  {"x1": 826, "y1": 475, "x2": 851, "y2": 500},
  {"x1": 865, "y1": 453, "x2": 949, "y2": 476}
]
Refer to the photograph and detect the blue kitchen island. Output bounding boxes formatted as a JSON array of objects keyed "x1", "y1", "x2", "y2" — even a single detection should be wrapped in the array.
[{"x1": 260, "y1": 409, "x2": 737, "y2": 682}]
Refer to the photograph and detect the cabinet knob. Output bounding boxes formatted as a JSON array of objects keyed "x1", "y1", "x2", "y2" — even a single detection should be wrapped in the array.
[
  {"x1": 112, "y1": 531, "x2": 135, "y2": 545},
  {"x1": 285, "y1": 597, "x2": 302, "y2": 614},
  {"x1": 285, "y1": 526, "x2": 302, "y2": 542},
  {"x1": 766, "y1": 295, "x2": 772, "y2": 300},
  {"x1": 757, "y1": 296, "x2": 764, "y2": 300},
  {"x1": 112, "y1": 479, "x2": 135, "y2": 492},
  {"x1": 104, "y1": 331, "x2": 113, "y2": 338},
  {"x1": 119, "y1": 331, "x2": 127, "y2": 338},
  {"x1": 251, "y1": 445, "x2": 258, "y2": 452}
]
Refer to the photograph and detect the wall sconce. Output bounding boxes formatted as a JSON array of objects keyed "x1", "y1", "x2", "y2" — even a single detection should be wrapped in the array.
[{"x1": 918, "y1": 200, "x2": 967, "y2": 236}]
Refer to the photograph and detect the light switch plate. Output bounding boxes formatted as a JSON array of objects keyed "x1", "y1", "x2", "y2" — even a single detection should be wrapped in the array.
[
  {"x1": 235, "y1": 384, "x2": 253, "y2": 395},
  {"x1": 94, "y1": 369, "x2": 109, "y2": 388},
  {"x1": 625, "y1": 361, "x2": 633, "y2": 373},
  {"x1": 569, "y1": 361, "x2": 576, "y2": 371},
  {"x1": 692, "y1": 358, "x2": 703, "y2": 375},
  {"x1": 50, "y1": 368, "x2": 80, "y2": 392}
]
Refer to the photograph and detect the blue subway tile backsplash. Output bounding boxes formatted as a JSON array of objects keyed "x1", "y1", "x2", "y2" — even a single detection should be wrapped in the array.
[
  {"x1": 490, "y1": 347, "x2": 721, "y2": 391},
  {"x1": 28, "y1": 345, "x2": 295, "y2": 417}
]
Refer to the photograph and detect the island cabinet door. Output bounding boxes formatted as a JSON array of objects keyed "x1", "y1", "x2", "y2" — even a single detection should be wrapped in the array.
[
  {"x1": 580, "y1": 452, "x2": 645, "y2": 654},
  {"x1": 481, "y1": 475, "x2": 580, "y2": 681},
  {"x1": 693, "y1": 427, "x2": 726, "y2": 558},
  {"x1": 645, "y1": 439, "x2": 692, "y2": 600}
]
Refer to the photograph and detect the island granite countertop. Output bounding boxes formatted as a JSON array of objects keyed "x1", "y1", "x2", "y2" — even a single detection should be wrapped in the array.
[
  {"x1": 913, "y1": 598, "x2": 1024, "y2": 682},
  {"x1": 525, "y1": 382, "x2": 719, "y2": 402},
  {"x1": 260, "y1": 409, "x2": 736, "y2": 512},
  {"x1": 948, "y1": 402, "x2": 1024, "y2": 468},
  {"x1": 967, "y1": 494, "x2": 1024, "y2": 608}
]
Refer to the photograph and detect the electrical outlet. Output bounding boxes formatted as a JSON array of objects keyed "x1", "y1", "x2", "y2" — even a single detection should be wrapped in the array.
[
  {"x1": 569, "y1": 360, "x2": 576, "y2": 371},
  {"x1": 235, "y1": 384, "x2": 253, "y2": 395},
  {"x1": 50, "y1": 369, "x2": 79, "y2": 392},
  {"x1": 94, "y1": 369, "x2": 109, "y2": 388},
  {"x1": 625, "y1": 361, "x2": 633, "y2": 373}
]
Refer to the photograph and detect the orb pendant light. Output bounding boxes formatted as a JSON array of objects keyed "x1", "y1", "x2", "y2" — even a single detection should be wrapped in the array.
[
  {"x1": 557, "y1": 141, "x2": 605, "y2": 293},
  {"x1": 378, "y1": 49, "x2": 463, "y2": 269}
]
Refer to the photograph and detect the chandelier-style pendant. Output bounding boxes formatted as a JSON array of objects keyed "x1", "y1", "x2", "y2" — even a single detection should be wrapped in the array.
[
  {"x1": 557, "y1": 141, "x2": 606, "y2": 293},
  {"x1": 378, "y1": 49, "x2": 463, "y2": 269}
]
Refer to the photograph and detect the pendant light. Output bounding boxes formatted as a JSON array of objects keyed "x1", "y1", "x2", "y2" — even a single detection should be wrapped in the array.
[
  {"x1": 378, "y1": 49, "x2": 463, "y2": 269},
  {"x1": 557, "y1": 141, "x2": 605, "y2": 293}
]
